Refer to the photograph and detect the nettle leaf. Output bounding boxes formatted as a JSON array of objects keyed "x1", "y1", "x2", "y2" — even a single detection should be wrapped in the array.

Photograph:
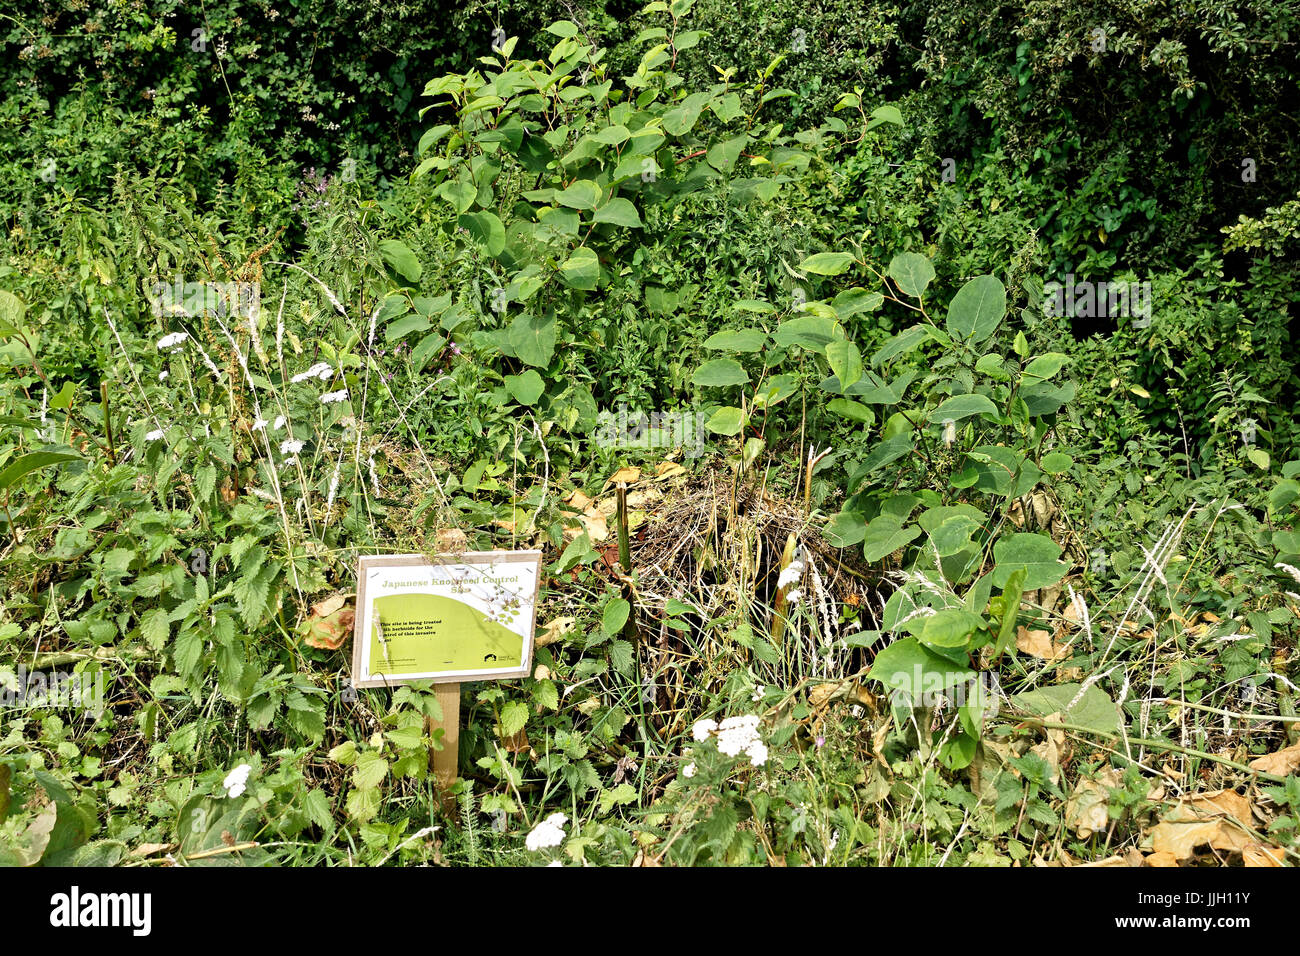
[
  {"x1": 499, "y1": 701, "x2": 529, "y2": 738},
  {"x1": 378, "y1": 240, "x2": 423, "y2": 283},
  {"x1": 991, "y1": 533, "x2": 1069, "y2": 589},
  {"x1": 929, "y1": 393, "x2": 998, "y2": 423},
  {"x1": 887, "y1": 252, "x2": 935, "y2": 298},
  {"x1": 232, "y1": 564, "x2": 276, "y2": 626},
  {"x1": 825, "y1": 340, "x2": 863, "y2": 390},
  {"x1": 139, "y1": 607, "x2": 170, "y2": 651},
  {"x1": 507, "y1": 313, "x2": 557, "y2": 368},
  {"x1": 946, "y1": 274, "x2": 1006, "y2": 345},
  {"x1": 692, "y1": 358, "x2": 749, "y2": 387},
  {"x1": 593, "y1": 197, "x2": 642, "y2": 228},
  {"x1": 800, "y1": 252, "x2": 856, "y2": 276}
]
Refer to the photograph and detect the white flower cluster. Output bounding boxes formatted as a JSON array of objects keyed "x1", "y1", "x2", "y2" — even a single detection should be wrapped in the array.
[
  {"x1": 222, "y1": 763, "x2": 252, "y2": 798},
  {"x1": 145, "y1": 428, "x2": 165, "y2": 442},
  {"x1": 290, "y1": 362, "x2": 333, "y2": 383},
  {"x1": 525, "y1": 812, "x2": 567, "y2": 851},
  {"x1": 778, "y1": 550, "x2": 806, "y2": 606},
  {"x1": 319, "y1": 389, "x2": 349, "y2": 405},
  {"x1": 156, "y1": 332, "x2": 189, "y2": 351},
  {"x1": 691, "y1": 714, "x2": 768, "y2": 766},
  {"x1": 253, "y1": 415, "x2": 287, "y2": 432}
]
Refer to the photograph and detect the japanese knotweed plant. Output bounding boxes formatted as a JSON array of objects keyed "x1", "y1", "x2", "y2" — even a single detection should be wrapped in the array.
[
  {"x1": 691, "y1": 249, "x2": 1082, "y2": 768},
  {"x1": 406, "y1": 1, "x2": 900, "y2": 435}
]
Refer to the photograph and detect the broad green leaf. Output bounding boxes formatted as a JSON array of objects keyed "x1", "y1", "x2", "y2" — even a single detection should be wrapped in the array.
[
  {"x1": 991, "y1": 533, "x2": 1069, "y2": 589},
  {"x1": 772, "y1": 316, "x2": 844, "y2": 350},
  {"x1": 1274, "y1": 530, "x2": 1300, "y2": 554},
  {"x1": 378, "y1": 239, "x2": 423, "y2": 283},
  {"x1": 919, "y1": 608, "x2": 984, "y2": 649},
  {"x1": 863, "y1": 515, "x2": 921, "y2": 562},
  {"x1": 991, "y1": 567, "x2": 1026, "y2": 661},
  {"x1": 868, "y1": 637, "x2": 976, "y2": 701},
  {"x1": 0, "y1": 291, "x2": 26, "y2": 331},
  {"x1": 888, "y1": 252, "x2": 935, "y2": 298},
  {"x1": 703, "y1": 329, "x2": 767, "y2": 352},
  {"x1": 0, "y1": 451, "x2": 81, "y2": 491},
  {"x1": 556, "y1": 180, "x2": 602, "y2": 210},
  {"x1": 559, "y1": 247, "x2": 600, "y2": 290},
  {"x1": 507, "y1": 313, "x2": 557, "y2": 368},
  {"x1": 824, "y1": 511, "x2": 867, "y2": 548},
  {"x1": 602, "y1": 598, "x2": 630, "y2": 636},
  {"x1": 458, "y1": 212, "x2": 506, "y2": 257},
  {"x1": 826, "y1": 340, "x2": 863, "y2": 390},
  {"x1": 800, "y1": 252, "x2": 856, "y2": 276},
  {"x1": 929, "y1": 514, "x2": 981, "y2": 557},
  {"x1": 826, "y1": 398, "x2": 874, "y2": 424},
  {"x1": 865, "y1": 104, "x2": 904, "y2": 130},
  {"x1": 871, "y1": 324, "x2": 930, "y2": 367},
  {"x1": 706, "y1": 405, "x2": 745, "y2": 435},
  {"x1": 706, "y1": 135, "x2": 749, "y2": 172},
  {"x1": 1011, "y1": 683, "x2": 1120, "y2": 736},
  {"x1": 593, "y1": 197, "x2": 642, "y2": 228},
  {"x1": 1022, "y1": 352, "x2": 1070, "y2": 382},
  {"x1": 1041, "y1": 452, "x2": 1073, "y2": 474},
  {"x1": 928, "y1": 393, "x2": 998, "y2": 423},
  {"x1": 505, "y1": 370, "x2": 545, "y2": 406},
  {"x1": 946, "y1": 274, "x2": 1006, "y2": 345},
  {"x1": 692, "y1": 359, "x2": 749, "y2": 387}
]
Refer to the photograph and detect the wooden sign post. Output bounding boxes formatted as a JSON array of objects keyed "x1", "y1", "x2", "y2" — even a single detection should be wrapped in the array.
[{"x1": 351, "y1": 550, "x2": 543, "y2": 807}]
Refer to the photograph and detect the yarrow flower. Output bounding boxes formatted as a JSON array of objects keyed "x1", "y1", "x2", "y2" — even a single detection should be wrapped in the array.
[
  {"x1": 682, "y1": 762, "x2": 697, "y2": 778},
  {"x1": 692, "y1": 718, "x2": 718, "y2": 742},
  {"x1": 156, "y1": 331, "x2": 189, "y2": 351},
  {"x1": 714, "y1": 715, "x2": 768, "y2": 765},
  {"x1": 222, "y1": 763, "x2": 252, "y2": 798},
  {"x1": 145, "y1": 428, "x2": 166, "y2": 442},
  {"x1": 525, "y1": 812, "x2": 567, "y2": 851},
  {"x1": 290, "y1": 362, "x2": 333, "y2": 383},
  {"x1": 280, "y1": 439, "x2": 305, "y2": 455},
  {"x1": 777, "y1": 556, "x2": 806, "y2": 591},
  {"x1": 319, "y1": 389, "x2": 349, "y2": 404}
]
